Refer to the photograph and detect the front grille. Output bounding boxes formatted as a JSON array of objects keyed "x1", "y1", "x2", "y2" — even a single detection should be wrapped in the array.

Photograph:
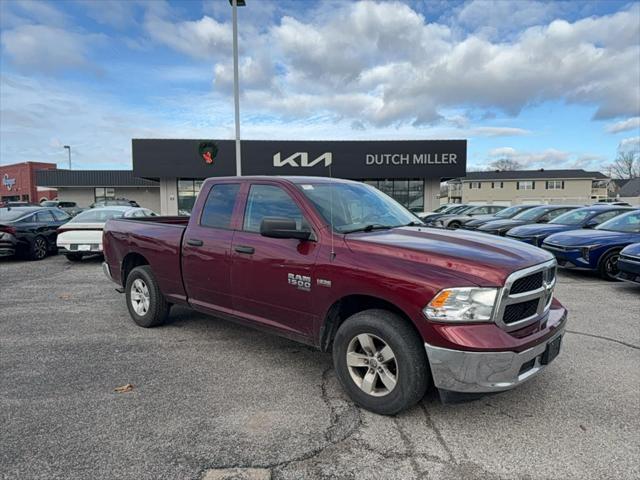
[
  {"x1": 503, "y1": 300, "x2": 539, "y2": 324},
  {"x1": 495, "y1": 260, "x2": 557, "y2": 332},
  {"x1": 510, "y1": 272, "x2": 543, "y2": 294}
]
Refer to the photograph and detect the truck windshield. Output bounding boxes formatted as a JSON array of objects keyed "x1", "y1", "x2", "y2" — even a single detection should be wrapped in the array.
[
  {"x1": 298, "y1": 182, "x2": 420, "y2": 233},
  {"x1": 596, "y1": 211, "x2": 640, "y2": 233}
]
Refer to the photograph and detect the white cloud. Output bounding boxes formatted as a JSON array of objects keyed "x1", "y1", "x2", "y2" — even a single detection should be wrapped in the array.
[
  {"x1": 469, "y1": 127, "x2": 531, "y2": 137},
  {"x1": 483, "y1": 146, "x2": 608, "y2": 171},
  {"x1": 1, "y1": 25, "x2": 104, "y2": 73},
  {"x1": 606, "y1": 117, "x2": 640, "y2": 134},
  {"x1": 618, "y1": 136, "x2": 640, "y2": 153},
  {"x1": 143, "y1": 15, "x2": 232, "y2": 60},
  {"x1": 141, "y1": 1, "x2": 640, "y2": 127}
]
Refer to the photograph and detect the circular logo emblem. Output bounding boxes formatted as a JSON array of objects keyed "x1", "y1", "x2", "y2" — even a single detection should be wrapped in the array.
[{"x1": 199, "y1": 142, "x2": 218, "y2": 165}]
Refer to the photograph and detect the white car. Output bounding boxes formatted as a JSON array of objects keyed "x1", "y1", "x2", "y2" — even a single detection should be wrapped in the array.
[{"x1": 57, "y1": 206, "x2": 156, "y2": 261}]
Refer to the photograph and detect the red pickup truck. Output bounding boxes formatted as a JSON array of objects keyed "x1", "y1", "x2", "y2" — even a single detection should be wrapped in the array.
[{"x1": 103, "y1": 176, "x2": 567, "y2": 414}]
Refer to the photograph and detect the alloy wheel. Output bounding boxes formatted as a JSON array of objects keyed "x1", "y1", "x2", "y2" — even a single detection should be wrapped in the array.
[
  {"x1": 346, "y1": 333, "x2": 398, "y2": 397},
  {"x1": 34, "y1": 238, "x2": 47, "y2": 259},
  {"x1": 131, "y1": 279, "x2": 150, "y2": 316}
]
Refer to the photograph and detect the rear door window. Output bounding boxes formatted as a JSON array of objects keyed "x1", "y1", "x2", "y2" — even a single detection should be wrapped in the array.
[
  {"x1": 35, "y1": 211, "x2": 55, "y2": 222},
  {"x1": 51, "y1": 209, "x2": 70, "y2": 221},
  {"x1": 200, "y1": 184, "x2": 241, "y2": 229}
]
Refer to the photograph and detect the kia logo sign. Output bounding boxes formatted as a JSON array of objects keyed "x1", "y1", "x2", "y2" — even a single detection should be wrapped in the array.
[
  {"x1": 2, "y1": 173, "x2": 16, "y2": 191},
  {"x1": 273, "y1": 152, "x2": 332, "y2": 168}
]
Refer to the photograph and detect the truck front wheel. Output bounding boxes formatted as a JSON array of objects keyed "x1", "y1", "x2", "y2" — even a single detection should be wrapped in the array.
[
  {"x1": 125, "y1": 266, "x2": 170, "y2": 327},
  {"x1": 332, "y1": 309, "x2": 430, "y2": 415}
]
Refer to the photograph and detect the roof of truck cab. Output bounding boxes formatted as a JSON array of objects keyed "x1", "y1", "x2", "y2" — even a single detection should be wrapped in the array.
[{"x1": 203, "y1": 176, "x2": 359, "y2": 184}]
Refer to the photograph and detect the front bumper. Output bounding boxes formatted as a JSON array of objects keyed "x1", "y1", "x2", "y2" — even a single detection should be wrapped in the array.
[
  {"x1": 617, "y1": 255, "x2": 640, "y2": 284},
  {"x1": 424, "y1": 318, "x2": 566, "y2": 393}
]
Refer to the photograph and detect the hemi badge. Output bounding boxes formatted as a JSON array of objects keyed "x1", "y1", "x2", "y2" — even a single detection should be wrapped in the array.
[{"x1": 317, "y1": 279, "x2": 332, "y2": 287}]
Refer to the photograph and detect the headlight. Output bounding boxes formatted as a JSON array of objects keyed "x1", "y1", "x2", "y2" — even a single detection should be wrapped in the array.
[{"x1": 424, "y1": 287, "x2": 498, "y2": 323}]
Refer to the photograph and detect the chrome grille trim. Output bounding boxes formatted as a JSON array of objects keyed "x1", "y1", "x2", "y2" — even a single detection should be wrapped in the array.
[{"x1": 493, "y1": 259, "x2": 557, "y2": 332}]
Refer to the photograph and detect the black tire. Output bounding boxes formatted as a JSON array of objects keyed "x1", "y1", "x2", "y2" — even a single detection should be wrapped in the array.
[
  {"x1": 598, "y1": 249, "x2": 621, "y2": 281},
  {"x1": 125, "y1": 265, "x2": 170, "y2": 327},
  {"x1": 448, "y1": 221, "x2": 461, "y2": 229},
  {"x1": 332, "y1": 309, "x2": 430, "y2": 415},
  {"x1": 29, "y1": 236, "x2": 48, "y2": 261},
  {"x1": 65, "y1": 253, "x2": 83, "y2": 262}
]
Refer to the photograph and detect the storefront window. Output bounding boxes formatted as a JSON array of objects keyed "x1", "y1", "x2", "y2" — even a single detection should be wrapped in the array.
[
  {"x1": 178, "y1": 179, "x2": 203, "y2": 215},
  {"x1": 94, "y1": 187, "x2": 115, "y2": 203},
  {"x1": 361, "y1": 179, "x2": 424, "y2": 212}
]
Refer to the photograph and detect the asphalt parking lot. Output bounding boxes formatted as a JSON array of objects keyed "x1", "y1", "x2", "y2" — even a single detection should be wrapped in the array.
[{"x1": 1, "y1": 255, "x2": 639, "y2": 480}]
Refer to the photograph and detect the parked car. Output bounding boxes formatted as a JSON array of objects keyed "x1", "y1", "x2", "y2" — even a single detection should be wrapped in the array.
[
  {"x1": 477, "y1": 205, "x2": 580, "y2": 236},
  {"x1": 461, "y1": 204, "x2": 540, "y2": 230},
  {"x1": 40, "y1": 200, "x2": 84, "y2": 217},
  {"x1": 432, "y1": 205, "x2": 507, "y2": 229},
  {"x1": 616, "y1": 243, "x2": 640, "y2": 284},
  {"x1": 0, "y1": 201, "x2": 39, "y2": 207},
  {"x1": 506, "y1": 206, "x2": 634, "y2": 246},
  {"x1": 103, "y1": 176, "x2": 566, "y2": 415},
  {"x1": 416, "y1": 203, "x2": 465, "y2": 221},
  {"x1": 0, "y1": 206, "x2": 71, "y2": 260},
  {"x1": 542, "y1": 210, "x2": 640, "y2": 280},
  {"x1": 89, "y1": 199, "x2": 140, "y2": 208},
  {"x1": 57, "y1": 206, "x2": 156, "y2": 261},
  {"x1": 420, "y1": 204, "x2": 474, "y2": 225}
]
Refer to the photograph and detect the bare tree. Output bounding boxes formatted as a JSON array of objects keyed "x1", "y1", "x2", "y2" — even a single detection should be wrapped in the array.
[
  {"x1": 609, "y1": 151, "x2": 639, "y2": 179},
  {"x1": 487, "y1": 158, "x2": 522, "y2": 171}
]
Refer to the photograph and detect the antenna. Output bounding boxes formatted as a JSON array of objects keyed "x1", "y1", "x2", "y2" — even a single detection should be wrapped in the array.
[{"x1": 329, "y1": 163, "x2": 336, "y2": 260}]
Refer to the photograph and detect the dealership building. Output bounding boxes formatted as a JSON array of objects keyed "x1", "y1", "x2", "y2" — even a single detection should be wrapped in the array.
[
  {"x1": 130, "y1": 139, "x2": 466, "y2": 215},
  {"x1": 35, "y1": 139, "x2": 466, "y2": 215}
]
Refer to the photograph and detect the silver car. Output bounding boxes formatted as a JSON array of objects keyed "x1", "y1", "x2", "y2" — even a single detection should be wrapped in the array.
[{"x1": 433, "y1": 205, "x2": 507, "y2": 229}]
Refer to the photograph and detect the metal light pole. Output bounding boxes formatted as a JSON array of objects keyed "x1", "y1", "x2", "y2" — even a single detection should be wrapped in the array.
[
  {"x1": 230, "y1": 0, "x2": 245, "y2": 175},
  {"x1": 63, "y1": 145, "x2": 71, "y2": 169}
]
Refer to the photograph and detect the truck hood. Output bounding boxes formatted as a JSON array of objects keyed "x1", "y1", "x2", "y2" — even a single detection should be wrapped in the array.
[
  {"x1": 345, "y1": 226, "x2": 553, "y2": 286},
  {"x1": 507, "y1": 223, "x2": 574, "y2": 237},
  {"x1": 544, "y1": 229, "x2": 640, "y2": 247}
]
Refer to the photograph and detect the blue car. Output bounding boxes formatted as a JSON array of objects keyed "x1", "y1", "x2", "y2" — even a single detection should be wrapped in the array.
[
  {"x1": 542, "y1": 210, "x2": 640, "y2": 280},
  {"x1": 617, "y1": 243, "x2": 640, "y2": 284},
  {"x1": 506, "y1": 205, "x2": 634, "y2": 247}
]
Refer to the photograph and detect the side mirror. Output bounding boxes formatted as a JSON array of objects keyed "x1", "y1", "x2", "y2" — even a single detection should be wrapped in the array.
[
  {"x1": 260, "y1": 217, "x2": 311, "y2": 241},
  {"x1": 538, "y1": 217, "x2": 549, "y2": 223}
]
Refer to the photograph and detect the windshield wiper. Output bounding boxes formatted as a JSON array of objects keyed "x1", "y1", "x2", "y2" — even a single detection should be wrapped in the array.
[
  {"x1": 403, "y1": 221, "x2": 424, "y2": 227},
  {"x1": 342, "y1": 224, "x2": 394, "y2": 234}
]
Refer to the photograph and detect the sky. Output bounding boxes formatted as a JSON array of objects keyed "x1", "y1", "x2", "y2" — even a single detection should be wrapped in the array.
[{"x1": 0, "y1": 0, "x2": 639, "y2": 172}]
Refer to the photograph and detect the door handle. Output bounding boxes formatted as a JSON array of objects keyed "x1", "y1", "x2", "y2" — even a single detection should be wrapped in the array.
[
  {"x1": 234, "y1": 245, "x2": 255, "y2": 255},
  {"x1": 187, "y1": 238, "x2": 203, "y2": 247}
]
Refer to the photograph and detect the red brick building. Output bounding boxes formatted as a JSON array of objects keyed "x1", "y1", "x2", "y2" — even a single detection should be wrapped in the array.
[{"x1": 1, "y1": 162, "x2": 58, "y2": 204}]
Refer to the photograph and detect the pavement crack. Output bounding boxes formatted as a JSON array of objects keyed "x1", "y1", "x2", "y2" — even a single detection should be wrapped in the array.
[
  {"x1": 419, "y1": 402, "x2": 457, "y2": 464},
  {"x1": 199, "y1": 366, "x2": 364, "y2": 478},
  {"x1": 393, "y1": 416, "x2": 428, "y2": 477},
  {"x1": 566, "y1": 329, "x2": 639, "y2": 350}
]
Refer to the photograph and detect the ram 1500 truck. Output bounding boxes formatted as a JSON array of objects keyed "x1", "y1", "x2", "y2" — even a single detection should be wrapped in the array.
[{"x1": 102, "y1": 176, "x2": 567, "y2": 414}]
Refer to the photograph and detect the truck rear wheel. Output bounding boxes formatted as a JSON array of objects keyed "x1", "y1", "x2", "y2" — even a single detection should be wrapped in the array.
[
  {"x1": 332, "y1": 309, "x2": 429, "y2": 415},
  {"x1": 125, "y1": 266, "x2": 170, "y2": 327}
]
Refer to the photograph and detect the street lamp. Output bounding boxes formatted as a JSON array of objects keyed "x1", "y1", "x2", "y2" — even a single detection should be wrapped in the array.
[
  {"x1": 63, "y1": 145, "x2": 71, "y2": 169},
  {"x1": 229, "y1": 0, "x2": 246, "y2": 175}
]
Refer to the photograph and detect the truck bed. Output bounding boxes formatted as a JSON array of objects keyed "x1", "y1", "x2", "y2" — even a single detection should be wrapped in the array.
[{"x1": 103, "y1": 216, "x2": 189, "y2": 303}]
